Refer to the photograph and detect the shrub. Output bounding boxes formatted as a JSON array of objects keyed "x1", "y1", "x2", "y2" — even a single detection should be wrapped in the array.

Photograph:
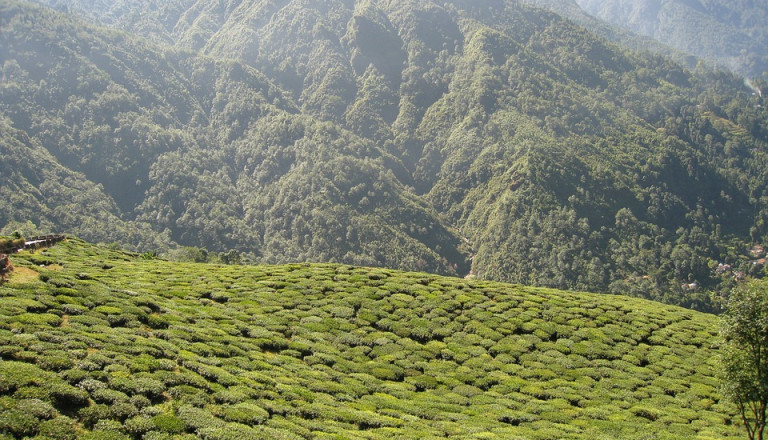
[
  {"x1": 0, "y1": 408, "x2": 38, "y2": 437},
  {"x1": 177, "y1": 405, "x2": 225, "y2": 432},
  {"x1": 110, "y1": 376, "x2": 165, "y2": 399},
  {"x1": 77, "y1": 378, "x2": 107, "y2": 393},
  {"x1": 16, "y1": 398, "x2": 57, "y2": 420},
  {"x1": 108, "y1": 401, "x2": 139, "y2": 421},
  {"x1": 129, "y1": 394, "x2": 151, "y2": 409},
  {"x1": 124, "y1": 416, "x2": 155, "y2": 436},
  {"x1": 213, "y1": 388, "x2": 249, "y2": 404},
  {"x1": 68, "y1": 315, "x2": 110, "y2": 327},
  {"x1": 406, "y1": 375, "x2": 438, "y2": 391},
  {"x1": 185, "y1": 363, "x2": 238, "y2": 386},
  {"x1": 0, "y1": 239, "x2": 747, "y2": 438},
  {"x1": 61, "y1": 304, "x2": 88, "y2": 315},
  {"x1": 134, "y1": 401, "x2": 161, "y2": 416},
  {"x1": 43, "y1": 277, "x2": 73, "y2": 289},
  {"x1": 59, "y1": 368, "x2": 89, "y2": 385},
  {"x1": 222, "y1": 402, "x2": 270, "y2": 425},
  {"x1": 37, "y1": 416, "x2": 78, "y2": 440},
  {"x1": 0, "y1": 344, "x2": 22, "y2": 358},
  {"x1": 142, "y1": 433, "x2": 172, "y2": 440},
  {"x1": 80, "y1": 430, "x2": 130, "y2": 440},
  {"x1": 366, "y1": 362, "x2": 405, "y2": 381},
  {"x1": 48, "y1": 382, "x2": 90, "y2": 410},
  {"x1": 149, "y1": 358, "x2": 177, "y2": 372},
  {"x1": 92, "y1": 419, "x2": 125, "y2": 432},
  {"x1": 93, "y1": 306, "x2": 123, "y2": 315},
  {"x1": 92, "y1": 388, "x2": 129, "y2": 404},
  {"x1": 0, "y1": 360, "x2": 49, "y2": 392},
  {"x1": 78, "y1": 403, "x2": 110, "y2": 428},
  {"x1": 168, "y1": 385, "x2": 210, "y2": 406},
  {"x1": 152, "y1": 413, "x2": 186, "y2": 434},
  {"x1": 13, "y1": 385, "x2": 49, "y2": 400},
  {"x1": 453, "y1": 384, "x2": 484, "y2": 398},
  {"x1": 198, "y1": 422, "x2": 259, "y2": 440},
  {"x1": 155, "y1": 432, "x2": 203, "y2": 440},
  {"x1": 107, "y1": 314, "x2": 137, "y2": 328},
  {"x1": 631, "y1": 405, "x2": 660, "y2": 421},
  {"x1": 146, "y1": 314, "x2": 171, "y2": 329}
]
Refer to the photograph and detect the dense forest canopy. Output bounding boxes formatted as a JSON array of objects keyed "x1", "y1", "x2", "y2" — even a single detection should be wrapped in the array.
[{"x1": 2, "y1": 0, "x2": 768, "y2": 310}]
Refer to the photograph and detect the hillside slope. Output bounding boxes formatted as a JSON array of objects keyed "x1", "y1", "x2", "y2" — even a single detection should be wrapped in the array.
[
  {"x1": 3, "y1": 0, "x2": 768, "y2": 309},
  {"x1": 0, "y1": 0, "x2": 467, "y2": 275},
  {"x1": 573, "y1": 0, "x2": 768, "y2": 78},
  {"x1": 0, "y1": 238, "x2": 741, "y2": 438},
  {"x1": 0, "y1": 117, "x2": 173, "y2": 251}
]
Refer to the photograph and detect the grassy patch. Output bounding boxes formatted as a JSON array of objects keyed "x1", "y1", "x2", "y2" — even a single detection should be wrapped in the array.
[{"x1": 6, "y1": 267, "x2": 39, "y2": 285}]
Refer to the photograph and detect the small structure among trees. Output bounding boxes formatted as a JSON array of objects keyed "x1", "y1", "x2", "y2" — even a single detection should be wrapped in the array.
[{"x1": 0, "y1": 234, "x2": 66, "y2": 282}]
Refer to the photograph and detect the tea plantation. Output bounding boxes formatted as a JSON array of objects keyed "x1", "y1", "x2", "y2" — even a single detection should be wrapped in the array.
[{"x1": 0, "y1": 239, "x2": 741, "y2": 439}]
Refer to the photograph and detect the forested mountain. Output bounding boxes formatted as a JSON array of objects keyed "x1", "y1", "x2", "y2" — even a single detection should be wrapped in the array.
[
  {"x1": 2, "y1": 0, "x2": 768, "y2": 310},
  {"x1": 1, "y1": 0, "x2": 467, "y2": 275},
  {"x1": 572, "y1": 0, "x2": 768, "y2": 79},
  {"x1": 0, "y1": 117, "x2": 173, "y2": 250}
]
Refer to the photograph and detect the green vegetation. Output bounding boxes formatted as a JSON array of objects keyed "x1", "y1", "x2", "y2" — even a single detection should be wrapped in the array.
[
  {"x1": 570, "y1": 0, "x2": 768, "y2": 79},
  {"x1": 0, "y1": 237, "x2": 24, "y2": 254},
  {"x1": 2, "y1": 0, "x2": 768, "y2": 310},
  {"x1": 0, "y1": 238, "x2": 744, "y2": 438},
  {"x1": 721, "y1": 280, "x2": 768, "y2": 440}
]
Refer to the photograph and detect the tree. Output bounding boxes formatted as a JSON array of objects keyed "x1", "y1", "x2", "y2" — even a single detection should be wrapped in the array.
[
  {"x1": 219, "y1": 249, "x2": 242, "y2": 265},
  {"x1": 168, "y1": 246, "x2": 209, "y2": 263},
  {"x1": 0, "y1": 253, "x2": 13, "y2": 282},
  {"x1": 721, "y1": 281, "x2": 768, "y2": 440}
]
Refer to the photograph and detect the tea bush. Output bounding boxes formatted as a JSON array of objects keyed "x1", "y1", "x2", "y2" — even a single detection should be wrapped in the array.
[{"x1": 0, "y1": 239, "x2": 744, "y2": 438}]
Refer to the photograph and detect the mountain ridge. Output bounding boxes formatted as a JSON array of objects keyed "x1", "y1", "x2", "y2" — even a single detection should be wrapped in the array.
[{"x1": 571, "y1": 0, "x2": 768, "y2": 78}]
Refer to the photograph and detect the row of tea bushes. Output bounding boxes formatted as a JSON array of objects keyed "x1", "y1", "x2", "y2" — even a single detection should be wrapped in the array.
[{"x1": 0, "y1": 238, "x2": 741, "y2": 439}]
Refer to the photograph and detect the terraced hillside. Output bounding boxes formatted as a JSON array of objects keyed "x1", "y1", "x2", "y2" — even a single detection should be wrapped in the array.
[{"x1": 0, "y1": 238, "x2": 740, "y2": 439}]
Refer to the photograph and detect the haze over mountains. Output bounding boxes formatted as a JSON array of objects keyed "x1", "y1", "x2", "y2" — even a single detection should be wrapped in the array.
[
  {"x1": 572, "y1": 0, "x2": 768, "y2": 78},
  {"x1": 2, "y1": 0, "x2": 768, "y2": 310},
  {"x1": 520, "y1": 0, "x2": 768, "y2": 79}
]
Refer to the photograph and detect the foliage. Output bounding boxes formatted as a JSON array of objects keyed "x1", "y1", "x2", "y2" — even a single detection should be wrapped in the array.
[
  {"x1": 721, "y1": 280, "x2": 768, "y2": 440},
  {"x1": 2, "y1": 0, "x2": 768, "y2": 309},
  {"x1": 0, "y1": 238, "x2": 745, "y2": 438}
]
